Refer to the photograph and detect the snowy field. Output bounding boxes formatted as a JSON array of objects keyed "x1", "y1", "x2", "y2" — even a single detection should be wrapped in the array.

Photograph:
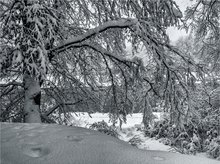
[
  {"x1": 69, "y1": 112, "x2": 162, "y2": 128},
  {"x1": 69, "y1": 112, "x2": 208, "y2": 159},
  {"x1": 69, "y1": 112, "x2": 174, "y2": 152}
]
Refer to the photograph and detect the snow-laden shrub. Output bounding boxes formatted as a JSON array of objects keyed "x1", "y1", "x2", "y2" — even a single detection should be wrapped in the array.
[
  {"x1": 160, "y1": 138, "x2": 172, "y2": 145},
  {"x1": 145, "y1": 120, "x2": 170, "y2": 139},
  {"x1": 128, "y1": 135, "x2": 143, "y2": 147},
  {"x1": 89, "y1": 120, "x2": 119, "y2": 138},
  {"x1": 143, "y1": 114, "x2": 220, "y2": 157},
  {"x1": 187, "y1": 141, "x2": 197, "y2": 155},
  {"x1": 145, "y1": 121, "x2": 202, "y2": 154},
  {"x1": 206, "y1": 136, "x2": 220, "y2": 160}
]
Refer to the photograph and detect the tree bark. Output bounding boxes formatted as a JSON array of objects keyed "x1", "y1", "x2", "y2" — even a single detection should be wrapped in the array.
[
  {"x1": 23, "y1": 74, "x2": 42, "y2": 123},
  {"x1": 143, "y1": 93, "x2": 153, "y2": 128}
]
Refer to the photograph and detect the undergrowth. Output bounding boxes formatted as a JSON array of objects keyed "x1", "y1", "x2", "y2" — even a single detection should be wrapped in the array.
[
  {"x1": 144, "y1": 119, "x2": 220, "y2": 160},
  {"x1": 89, "y1": 120, "x2": 119, "y2": 138}
]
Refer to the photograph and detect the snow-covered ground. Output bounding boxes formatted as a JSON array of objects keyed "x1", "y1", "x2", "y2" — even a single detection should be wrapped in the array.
[
  {"x1": 69, "y1": 112, "x2": 208, "y2": 159},
  {"x1": 69, "y1": 112, "x2": 174, "y2": 152},
  {"x1": 118, "y1": 127, "x2": 175, "y2": 152},
  {"x1": 69, "y1": 112, "x2": 162, "y2": 128}
]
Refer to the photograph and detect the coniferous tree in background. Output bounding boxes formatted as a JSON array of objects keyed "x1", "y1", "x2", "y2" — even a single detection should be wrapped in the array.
[{"x1": 184, "y1": 0, "x2": 220, "y2": 134}]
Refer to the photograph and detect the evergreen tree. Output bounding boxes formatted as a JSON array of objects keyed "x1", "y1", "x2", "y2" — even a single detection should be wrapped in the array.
[{"x1": 1, "y1": 0, "x2": 187, "y2": 123}]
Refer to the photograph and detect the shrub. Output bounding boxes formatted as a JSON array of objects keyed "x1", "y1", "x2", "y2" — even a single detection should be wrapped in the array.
[
  {"x1": 144, "y1": 119, "x2": 220, "y2": 156},
  {"x1": 89, "y1": 120, "x2": 119, "y2": 138},
  {"x1": 128, "y1": 135, "x2": 143, "y2": 147},
  {"x1": 206, "y1": 136, "x2": 220, "y2": 160}
]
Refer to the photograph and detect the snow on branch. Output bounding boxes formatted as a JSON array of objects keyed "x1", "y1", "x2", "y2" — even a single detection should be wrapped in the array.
[
  {"x1": 0, "y1": 81, "x2": 23, "y2": 87},
  {"x1": 51, "y1": 18, "x2": 138, "y2": 53}
]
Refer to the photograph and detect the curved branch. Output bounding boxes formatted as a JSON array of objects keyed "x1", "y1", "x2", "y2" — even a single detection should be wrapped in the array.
[{"x1": 51, "y1": 18, "x2": 138, "y2": 53}]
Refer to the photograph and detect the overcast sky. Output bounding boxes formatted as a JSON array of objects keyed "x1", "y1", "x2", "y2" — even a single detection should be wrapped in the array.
[{"x1": 167, "y1": 0, "x2": 194, "y2": 43}]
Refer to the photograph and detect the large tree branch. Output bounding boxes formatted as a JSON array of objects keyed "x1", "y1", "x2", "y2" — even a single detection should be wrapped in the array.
[{"x1": 51, "y1": 18, "x2": 138, "y2": 53}]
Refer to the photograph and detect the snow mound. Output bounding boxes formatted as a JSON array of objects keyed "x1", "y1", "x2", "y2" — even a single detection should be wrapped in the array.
[{"x1": 1, "y1": 122, "x2": 219, "y2": 164}]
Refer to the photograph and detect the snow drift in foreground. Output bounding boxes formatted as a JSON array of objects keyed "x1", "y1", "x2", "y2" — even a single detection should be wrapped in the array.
[{"x1": 2, "y1": 123, "x2": 218, "y2": 164}]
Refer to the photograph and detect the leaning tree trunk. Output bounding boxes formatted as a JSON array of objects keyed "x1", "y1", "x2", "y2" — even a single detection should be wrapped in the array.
[{"x1": 23, "y1": 74, "x2": 42, "y2": 123}]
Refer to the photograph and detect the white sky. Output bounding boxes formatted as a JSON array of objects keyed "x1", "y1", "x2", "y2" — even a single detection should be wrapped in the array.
[{"x1": 167, "y1": 0, "x2": 194, "y2": 43}]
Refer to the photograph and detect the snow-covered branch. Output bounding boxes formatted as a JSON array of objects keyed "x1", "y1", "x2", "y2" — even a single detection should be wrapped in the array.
[
  {"x1": 51, "y1": 18, "x2": 138, "y2": 53},
  {"x1": 0, "y1": 81, "x2": 23, "y2": 87}
]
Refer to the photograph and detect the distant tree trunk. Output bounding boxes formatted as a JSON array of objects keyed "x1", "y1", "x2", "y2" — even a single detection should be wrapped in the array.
[
  {"x1": 23, "y1": 74, "x2": 42, "y2": 123},
  {"x1": 143, "y1": 93, "x2": 153, "y2": 128},
  {"x1": 169, "y1": 92, "x2": 175, "y2": 125}
]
